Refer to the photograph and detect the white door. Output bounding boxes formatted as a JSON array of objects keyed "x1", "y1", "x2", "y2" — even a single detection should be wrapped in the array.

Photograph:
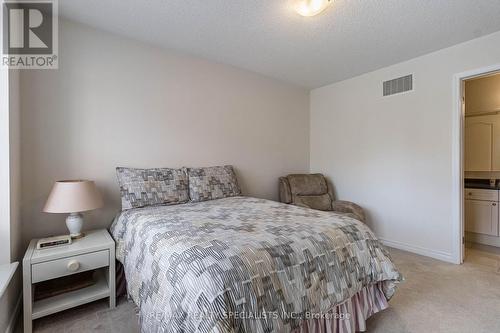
[
  {"x1": 461, "y1": 87, "x2": 465, "y2": 263},
  {"x1": 465, "y1": 199, "x2": 499, "y2": 236},
  {"x1": 464, "y1": 119, "x2": 493, "y2": 171}
]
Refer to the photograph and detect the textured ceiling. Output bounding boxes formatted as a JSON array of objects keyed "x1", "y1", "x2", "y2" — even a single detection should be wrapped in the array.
[{"x1": 59, "y1": 0, "x2": 500, "y2": 88}]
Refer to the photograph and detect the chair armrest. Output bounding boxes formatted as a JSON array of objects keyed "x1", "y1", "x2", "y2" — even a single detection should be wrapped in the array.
[
  {"x1": 279, "y1": 177, "x2": 292, "y2": 204},
  {"x1": 332, "y1": 200, "x2": 366, "y2": 222}
]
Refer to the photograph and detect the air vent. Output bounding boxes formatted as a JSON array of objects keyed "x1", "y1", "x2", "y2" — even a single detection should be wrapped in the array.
[{"x1": 383, "y1": 74, "x2": 413, "y2": 96}]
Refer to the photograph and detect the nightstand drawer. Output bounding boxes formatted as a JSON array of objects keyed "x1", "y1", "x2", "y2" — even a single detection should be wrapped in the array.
[{"x1": 32, "y1": 250, "x2": 109, "y2": 283}]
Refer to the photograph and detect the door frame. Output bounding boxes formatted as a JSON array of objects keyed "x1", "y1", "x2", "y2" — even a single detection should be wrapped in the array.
[{"x1": 452, "y1": 64, "x2": 500, "y2": 264}]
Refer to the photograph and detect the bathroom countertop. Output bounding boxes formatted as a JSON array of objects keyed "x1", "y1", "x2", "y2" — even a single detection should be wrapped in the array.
[{"x1": 465, "y1": 179, "x2": 500, "y2": 190}]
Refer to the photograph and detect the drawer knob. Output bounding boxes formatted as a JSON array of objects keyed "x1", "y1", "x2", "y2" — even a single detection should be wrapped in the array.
[
  {"x1": 67, "y1": 260, "x2": 80, "y2": 272},
  {"x1": 493, "y1": 203, "x2": 497, "y2": 206}
]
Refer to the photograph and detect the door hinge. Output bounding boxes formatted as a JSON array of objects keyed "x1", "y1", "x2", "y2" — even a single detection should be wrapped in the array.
[{"x1": 462, "y1": 236, "x2": 465, "y2": 244}]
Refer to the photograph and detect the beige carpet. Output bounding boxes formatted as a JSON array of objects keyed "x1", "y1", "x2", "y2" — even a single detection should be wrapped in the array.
[
  {"x1": 21, "y1": 246, "x2": 500, "y2": 333},
  {"x1": 367, "y1": 246, "x2": 500, "y2": 333}
]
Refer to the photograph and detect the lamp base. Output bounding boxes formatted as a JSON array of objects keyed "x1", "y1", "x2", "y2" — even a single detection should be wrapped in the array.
[
  {"x1": 66, "y1": 212, "x2": 85, "y2": 239},
  {"x1": 71, "y1": 232, "x2": 85, "y2": 239}
]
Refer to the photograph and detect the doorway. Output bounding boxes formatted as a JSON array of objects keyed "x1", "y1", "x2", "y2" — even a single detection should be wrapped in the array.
[{"x1": 454, "y1": 65, "x2": 500, "y2": 264}]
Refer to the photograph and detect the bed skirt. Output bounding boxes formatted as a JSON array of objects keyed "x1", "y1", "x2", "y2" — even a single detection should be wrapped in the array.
[{"x1": 294, "y1": 282, "x2": 389, "y2": 333}]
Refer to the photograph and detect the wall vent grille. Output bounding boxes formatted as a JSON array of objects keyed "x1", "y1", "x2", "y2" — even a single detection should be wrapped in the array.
[{"x1": 383, "y1": 74, "x2": 413, "y2": 96}]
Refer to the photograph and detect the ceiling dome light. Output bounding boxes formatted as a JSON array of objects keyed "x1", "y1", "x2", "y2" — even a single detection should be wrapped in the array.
[{"x1": 294, "y1": 0, "x2": 332, "y2": 17}]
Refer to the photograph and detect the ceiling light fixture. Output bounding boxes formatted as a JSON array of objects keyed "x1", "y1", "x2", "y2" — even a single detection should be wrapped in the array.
[{"x1": 294, "y1": 0, "x2": 332, "y2": 17}]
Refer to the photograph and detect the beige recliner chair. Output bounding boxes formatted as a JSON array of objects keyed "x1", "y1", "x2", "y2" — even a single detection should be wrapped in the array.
[{"x1": 279, "y1": 173, "x2": 365, "y2": 222}]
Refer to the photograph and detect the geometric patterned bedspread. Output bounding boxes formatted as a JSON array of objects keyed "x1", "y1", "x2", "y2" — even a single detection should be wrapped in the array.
[{"x1": 110, "y1": 196, "x2": 402, "y2": 333}]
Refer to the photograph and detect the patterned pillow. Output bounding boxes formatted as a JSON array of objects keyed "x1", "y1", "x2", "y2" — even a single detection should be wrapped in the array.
[
  {"x1": 116, "y1": 167, "x2": 189, "y2": 210},
  {"x1": 186, "y1": 165, "x2": 241, "y2": 202}
]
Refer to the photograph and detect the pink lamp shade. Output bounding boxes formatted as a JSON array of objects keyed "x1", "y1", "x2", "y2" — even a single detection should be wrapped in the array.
[{"x1": 43, "y1": 180, "x2": 103, "y2": 213}]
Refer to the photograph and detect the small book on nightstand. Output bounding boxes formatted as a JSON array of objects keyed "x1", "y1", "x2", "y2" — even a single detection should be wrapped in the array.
[{"x1": 36, "y1": 235, "x2": 72, "y2": 249}]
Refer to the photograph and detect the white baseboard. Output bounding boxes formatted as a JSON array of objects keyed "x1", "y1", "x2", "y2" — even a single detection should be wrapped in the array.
[
  {"x1": 380, "y1": 238, "x2": 455, "y2": 263},
  {"x1": 5, "y1": 294, "x2": 21, "y2": 333}
]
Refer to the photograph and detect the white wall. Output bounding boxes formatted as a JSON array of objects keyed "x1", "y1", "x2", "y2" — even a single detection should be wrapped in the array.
[
  {"x1": 10, "y1": 70, "x2": 21, "y2": 263},
  {"x1": 0, "y1": 31, "x2": 14, "y2": 333},
  {"x1": 0, "y1": 52, "x2": 10, "y2": 266},
  {"x1": 310, "y1": 30, "x2": 500, "y2": 263},
  {"x1": 20, "y1": 20, "x2": 310, "y2": 243},
  {"x1": 0, "y1": 65, "x2": 22, "y2": 333},
  {"x1": 2, "y1": 69, "x2": 22, "y2": 333}
]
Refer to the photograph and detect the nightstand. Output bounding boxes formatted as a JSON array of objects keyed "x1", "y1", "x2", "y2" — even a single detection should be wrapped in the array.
[{"x1": 22, "y1": 229, "x2": 115, "y2": 333}]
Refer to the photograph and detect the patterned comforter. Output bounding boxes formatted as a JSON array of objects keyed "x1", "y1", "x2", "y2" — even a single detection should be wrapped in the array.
[{"x1": 110, "y1": 196, "x2": 402, "y2": 333}]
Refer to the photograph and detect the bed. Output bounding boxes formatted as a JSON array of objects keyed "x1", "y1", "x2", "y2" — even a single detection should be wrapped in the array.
[{"x1": 110, "y1": 195, "x2": 402, "y2": 333}]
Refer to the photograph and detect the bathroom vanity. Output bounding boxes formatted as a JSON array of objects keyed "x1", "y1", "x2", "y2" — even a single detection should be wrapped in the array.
[{"x1": 465, "y1": 179, "x2": 500, "y2": 247}]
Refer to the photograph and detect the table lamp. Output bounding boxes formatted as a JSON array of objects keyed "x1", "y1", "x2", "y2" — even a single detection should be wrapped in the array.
[{"x1": 43, "y1": 180, "x2": 103, "y2": 239}]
